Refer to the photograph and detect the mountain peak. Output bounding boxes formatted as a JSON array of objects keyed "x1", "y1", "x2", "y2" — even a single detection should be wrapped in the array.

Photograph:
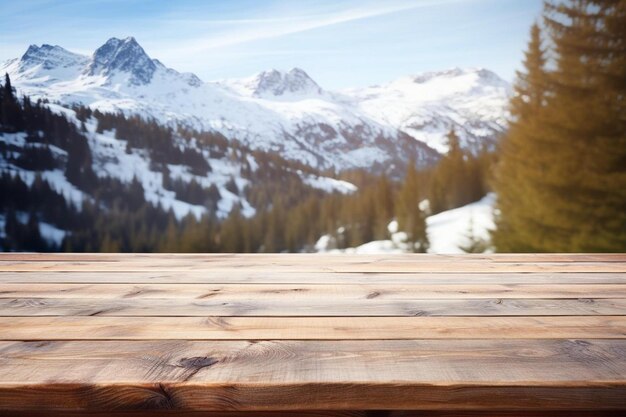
[
  {"x1": 99, "y1": 36, "x2": 141, "y2": 50},
  {"x1": 252, "y1": 67, "x2": 322, "y2": 97},
  {"x1": 22, "y1": 43, "x2": 61, "y2": 58},
  {"x1": 408, "y1": 67, "x2": 507, "y2": 87},
  {"x1": 19, "y1": 44, "x2": 86, "y2": 70},
  {"x1": 88, "y1": 36, "x2": 156, "y2": 85}
]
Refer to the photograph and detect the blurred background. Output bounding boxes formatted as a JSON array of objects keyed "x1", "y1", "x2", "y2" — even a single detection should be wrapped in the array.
[{"x1": 0, "y1": 0, "x2": 624, "y2": 253}]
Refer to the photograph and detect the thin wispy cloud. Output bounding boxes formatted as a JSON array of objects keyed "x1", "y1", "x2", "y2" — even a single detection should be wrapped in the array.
[{"x1": 155, "y1": 0, "x2": 456, "y2": 57}]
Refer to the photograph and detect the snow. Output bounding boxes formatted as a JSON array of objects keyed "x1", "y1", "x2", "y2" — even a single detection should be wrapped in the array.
[
  {"x1": 426, "y1": 193, "x2": 495, "y2": 253},
  {"x1": 222, "y1": 67, "x2": 323, "y2": 99},
  {"x1": 64, "y1": 108, "x2": 257, "y2": 220},
  {"x1": 314, "y1": 234, "x2": 334, "y2": 252},
  {"x1": 0, "y1": 156, "x2": 87, "y2": 209},
  {"x1": 387, "y1": 219, "x2": 399, "y2": 234},
  {"x1": 346, "y1": 239, "x2": 407, "y2": 254},
  {"x1": 1, "y1": 114, "x2": 258, "y2": 221},
  {"x1": 302, "y1": 174, "x2": 357, "y2": 194},
  {"x1": 40, "y1": 170, "x2": 85, "y2": 208},
  {"x1": 315, "y1": 193, "x2": 496, "y2": 254},
  {"x1": 1, "y1": 38, "x2": 507, "y2": 241},
  {"x1": 88, "y1": 130, "x2": 209, "y2": 220},
  {"x1": 0, "y1": 214, "x2": 66, "y2": 247},
  {"x1": 0, "y1": 132, "x2": 28, "y2": 147},
  {"x1": 2, "y1": 39, "x2": 508, "y2": 172},
  {"x1": 246, "y1": 154, "x2": 258, "y2": 172},
  {"x1": 341, "y1": 67, "x2": 510, "y2": 153},
  {"x1": 39, "y1": 222, "x2": 66, "y2": 246}
]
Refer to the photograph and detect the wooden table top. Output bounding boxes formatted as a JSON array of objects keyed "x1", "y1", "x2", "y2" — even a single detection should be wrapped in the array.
[{"x1": 0, "y1": 253, "x2": 625, "y2": 416}]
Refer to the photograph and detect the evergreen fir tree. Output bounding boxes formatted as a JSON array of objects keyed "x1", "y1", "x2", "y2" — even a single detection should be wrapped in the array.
[
  {"x1": 492, "y1": 22, "x2": 549, "y2": 251},
  {"x1": 494, "y1": 1, "x2": 626, "y2": 252},
  {"x1": 373, "y1": 174, "x2": 394, "y2": 240},
  {"x1": 429, "y1": 129, "x2": 473, "y2": 212},
  {"x1": 1, "y1": 73, "x2": 24, "y2": 132},
  {"x1": 460, "y1": 217, "x2": 490, "y2": 253},
  {"x1": 396, "y1": 161, "x2": 429, "y2": 252}
]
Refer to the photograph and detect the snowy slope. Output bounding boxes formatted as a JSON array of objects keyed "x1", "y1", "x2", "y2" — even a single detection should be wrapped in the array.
[
  {"x1": 315, "y1": 193, "x2": 496, "y2": 254},
  {"x1": 426, "y1": 193, "x2": 495, "y2": 253},
  {"x1": 0, "y1": 119, "x2": 254, "y2": 221},
  {"x1": 341, "y1": 69, "x2": 510, "y2": 153},
  {"x1": 2, "y1": 37, "x2": 510, "y2": 174},
  {"x1": 0, "y1": 106, "x2": 358, "y2": 224}
]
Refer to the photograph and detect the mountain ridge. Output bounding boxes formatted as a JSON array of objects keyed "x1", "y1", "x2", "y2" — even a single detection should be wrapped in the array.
[{"x1": 2, "y1": 37, "x2": 510, "y2": 174}]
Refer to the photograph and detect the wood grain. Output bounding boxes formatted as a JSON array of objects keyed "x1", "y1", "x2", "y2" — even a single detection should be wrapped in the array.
[
  {"x1": 1, "y1": 297, "x2": 623, "y2": 316},
  {"x1": 3, "y1": 412, "x2": 623, "y2": 417},
  {"x1": 1, "y1": 256, "x2": 625, "y2": 273},
  {"x1": 0, "y1": 253, "x2": 624, "y2": 414},
  {"x1": 2, "y1": 383, "x2": 625, "y2": 411},
  {"x1": 1, "y1": 316, "x2": 624, "y2": 340},
  {"x1": 1, "y1": 283, "x2": 623, "y2": 299},
  {"x1": 0, "y1": 340, "x2": 625, "y2": 410},
  {"x1": 3, "y1": 253, "x2": 625, "y2": 262},
  {"x1": 3, "y1": 271, "x2": 625, "y2": 284}
]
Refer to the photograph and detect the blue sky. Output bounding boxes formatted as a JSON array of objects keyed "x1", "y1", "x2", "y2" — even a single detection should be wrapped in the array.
[{"x1": 0, "y1": 0, "x2": 543, "y2": 89}]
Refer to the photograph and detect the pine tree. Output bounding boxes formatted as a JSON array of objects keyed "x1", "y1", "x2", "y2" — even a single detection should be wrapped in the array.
[
  {"x1": 396, "y1": 161, "x2": 429, "y2": 252},
  {"x1": 460, "y1": 217, "x2": 489, "y2": 253},
  {"x1": 3, "y1": 73, "x2": 13, "y2": 101},
  {"x1": 100, "y1": 234, "x2": 121, "y2": 252},
  {"x1": 492, "y1": 22, "x2": 549, "y2": 251},
  {"x1": 1, "y1": 73, "x2": 24, "y2": 132},
  {"x1": 65, "y1": 134, "x2": 96, "y2": 191},
  {"x1": 221, "y1": 206, "x2": 248, "y2": 252},
  {"x1": 429, "y1": 129, "x2": 470, "y2": 212},
  {"x1": 373, "y1": 174, "x2": 394, "y2": 240},
  {"x1": 494, "y1": 1, "x2": 626, "y2": 252},
  {"x1": 159, "y1": 215, "x2": 179, "y2": 252}
]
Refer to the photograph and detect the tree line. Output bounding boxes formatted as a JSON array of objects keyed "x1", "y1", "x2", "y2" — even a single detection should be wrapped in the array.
[{"x1": 168, "y1": 132, "x2": 492, "y2": 254}]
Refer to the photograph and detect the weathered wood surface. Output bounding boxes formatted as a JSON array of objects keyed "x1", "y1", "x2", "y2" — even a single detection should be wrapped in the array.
[
  {"x1": 2, "y1": 282, "x2": 625, "y2": 298},
  {"x1": 3, "y1": 412, "x2": 624, "y2": 417},
  {"x1": 2, "y1": 253, "x2": 626, "y2": 273},
  {"x1": 2, "y1": 316, "x2": 625, "y2": 339},
  {"x1": 3, "y1": 271, "x2": 626, "y2": 284},
  {"x1": 0, "y1": 253, "x2": 625, "y2": 416},
  {"x1": 2, "y1": 297, "x2": 624, "y2": 316}
]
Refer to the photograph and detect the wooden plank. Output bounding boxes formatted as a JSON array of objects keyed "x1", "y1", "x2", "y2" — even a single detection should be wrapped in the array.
[
  {"x1": 1, "y1": 283, "x2": 624, "y2": 299},
  {"x1": 1, "y1": 316, "x2": 624, "y2": 340},
  {"x1": 1, "y1": 297, "x2": 624, "y2": 317},
  {"x1": 0, "y1": 412, "x2": 367, "y2": 417},
  {"x1": 1, "y1": 271, "x2": 625, "y2": 284},
  {"x1": 1, "y1": 262, "x2": 622, "y2": 273},
  {"x1": 2, "y1": 384, "x2": 624, "y2": 412},
  {"x1": 0, "y1": 340, "x2": 624, "y2": 410},
  {"x1": 2, "y1": 253, "x2": 626, "y2": 263},
  {"x1": 1, "y1": 259, "x2": 625, "y2": 273},
  {"x1": 3, "y1": 412, "x2": 622, "y2": 417}
]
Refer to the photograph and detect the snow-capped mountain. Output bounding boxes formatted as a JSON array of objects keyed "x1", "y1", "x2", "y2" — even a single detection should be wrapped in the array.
[
  {"x1": 4, "y1": 44, "x2": 88, "y2": 85},
  {"x1": 342, "y1": 68, "x2": 510, "y2": 153},
  {"x1": 1, "y1": 37, "x2": 510, "y2": 174},
  {"x1": 224, "y1": 68, "x2": 324, "y2": 98},
  {"x1": 20, "y1": 44, "x2": 89, "y2": 73},
  {"x1": 87, "y1": 37, "x2": 157, "y2": 86}
]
